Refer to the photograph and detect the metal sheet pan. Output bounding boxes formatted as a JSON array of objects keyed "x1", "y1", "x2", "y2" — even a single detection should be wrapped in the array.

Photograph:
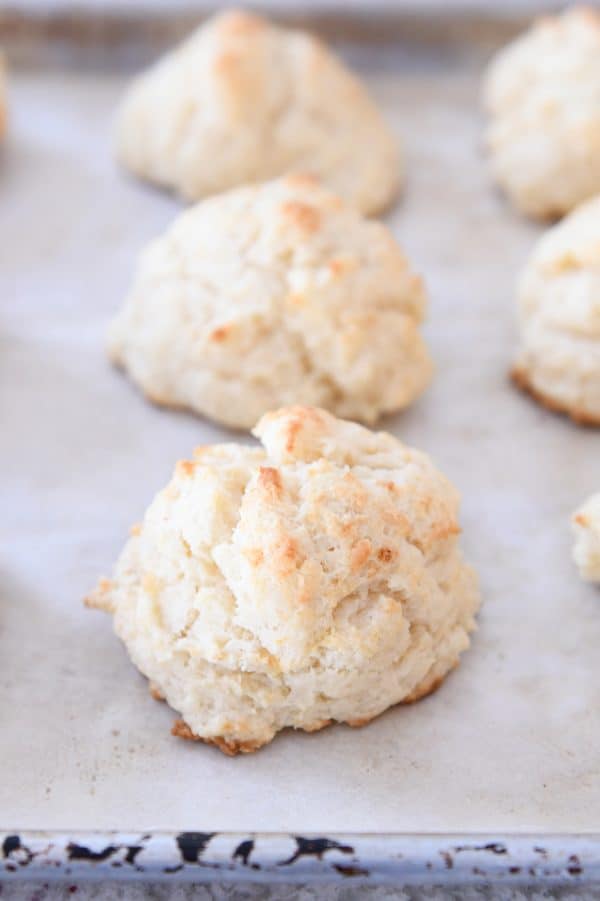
[{"x1": 1, "y1": 11, "x2": 599, "y2": 886}]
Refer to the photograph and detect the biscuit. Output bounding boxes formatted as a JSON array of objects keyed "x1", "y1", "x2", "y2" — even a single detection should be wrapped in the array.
[
  {"x1": 483, "y1": 7, "x2": 600, "y2": 219},
  {"x1": 114, "y1": 9, "x2": 400, "y2": 215},
  {"x1": 512, "y1": 195, "x2": 600, "y2": 424},
  {"x1": 87, "y1": 406, "x2": 481, "y2": 754},
  {"x1": 108, "y1": 175, "x2": 432, "y2": 429},
  {"x1": 572, "y1": 494, "x2": 600, "y2": 583}
]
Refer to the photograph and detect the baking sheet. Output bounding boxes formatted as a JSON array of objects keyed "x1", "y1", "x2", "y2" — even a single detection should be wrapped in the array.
[{"x1": 1, "y1": 35, "x2": 600, "y2": 851}]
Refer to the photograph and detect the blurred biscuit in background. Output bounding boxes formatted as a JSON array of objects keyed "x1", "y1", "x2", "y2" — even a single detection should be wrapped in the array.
[
  {"x1": 114, "y1": 9, "x2": 401, "y2": 215},
  {"x1": 512, "y1": 195, "x2": 600, "y2": 425},
  {"x1": 483, "y1": 7, "x2": 600, "y2": 220}
]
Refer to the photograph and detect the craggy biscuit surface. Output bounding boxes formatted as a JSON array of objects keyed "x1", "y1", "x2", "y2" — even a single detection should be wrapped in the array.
[
  {"x1": 108, "y1": 175, "x2": 432, "y2": 428},
  {"x1": 483, "y1": 7, "x2": 600, "y2": 219},
  {"x1": 87, "y1": 406, "x2": 480, "y2": 754},
  {"x1": 512, "y1": 195, "x2": 600, "y2": 424},
  {"x1": 573, "y1": 494, "x2": 600, "y2": 583},
  {"x1": 115, "y1": 9, "x2": 400, "y2": 214}
]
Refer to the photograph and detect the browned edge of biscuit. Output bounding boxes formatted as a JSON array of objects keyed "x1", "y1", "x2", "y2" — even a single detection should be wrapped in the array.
[
  {"x1": 171, "y1": 665, "x2": 455, "y2": 755},
  {"x1": 302, "y1": 718, "x2": 333, "y2": 733},
  {"x1": 171, "y1": 719, "x2": 267, "y2": 756},
  {"x1": 149, "y1": 682, "x2": 166, "y2": 702},
  {"x1": 401, "y1": 670, "x2": 448, "y2": 705},
  {"x1": 83, "y1": 577, "x2": 114, "y2": 612},
  {"x1": 347, "y1": 669, "x2": 450, "y2": 728},
  {"x1": 511, "y1": 366, "x2": 600, "y2": 427}
]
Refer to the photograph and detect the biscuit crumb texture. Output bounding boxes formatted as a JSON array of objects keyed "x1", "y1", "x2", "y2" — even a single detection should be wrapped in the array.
[
  {"x1": 573, "y1": 493, "x2": 600, "y2": 582},
  {"x1": 90, "y1": 406, "x2": 481, "y2": 754},
  {"x1": 512, "y1": 195, "x2": 600, "y2": 424},
  {"x1": 108, "y1": 175, "x2": 432, "y2": 429},
  {"x1": 114, "y1": 9, "x2": 400, "y2": 215},
  {"x1": 483, "y1": 7, "x2": 600, "y2": 219}
]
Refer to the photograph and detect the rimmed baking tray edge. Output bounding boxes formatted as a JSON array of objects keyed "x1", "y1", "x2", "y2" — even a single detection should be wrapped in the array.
[{"x1": 2, "y1": 831, "x2": 600, "y2": 885}]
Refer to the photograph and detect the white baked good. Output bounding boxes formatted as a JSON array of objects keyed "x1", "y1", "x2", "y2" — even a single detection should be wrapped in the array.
[
  {"x1": 572, "y1": 493, "x2": 600, "y2": 583},
  {"x1": 483, "y1": 7, "x2": 600, "y2": 220},
  {"x1": 114, "y1": 9, "x2": 400, "y2": 215},
  {"x1": 87, "y1": 406, "x2": 481, "y2": 755},
  {"x1": 108, "y1": 174, "x2": 432, "y2": 429},
  {"x1": 512, "y1": 195, "x2": 600, "y2": 424}
]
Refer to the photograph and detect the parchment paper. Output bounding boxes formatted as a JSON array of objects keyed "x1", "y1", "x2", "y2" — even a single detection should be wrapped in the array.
[{"x1": 1, "y1": 57, "x2": 599, "y2": 834}]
